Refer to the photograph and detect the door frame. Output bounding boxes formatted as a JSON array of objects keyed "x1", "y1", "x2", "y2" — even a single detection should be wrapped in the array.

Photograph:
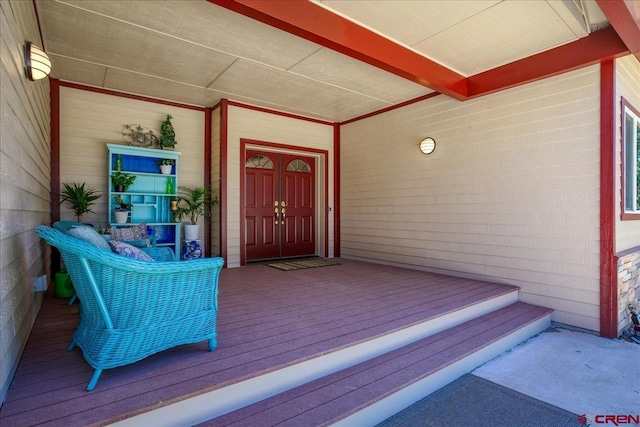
[{"x1": 240, "y1": 138, "x2": 329, "y2": 266}]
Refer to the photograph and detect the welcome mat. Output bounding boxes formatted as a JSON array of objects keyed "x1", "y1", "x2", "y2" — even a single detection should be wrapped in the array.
[{"x1": 267, "y1": 258, "x2": 340, "y2": 271}]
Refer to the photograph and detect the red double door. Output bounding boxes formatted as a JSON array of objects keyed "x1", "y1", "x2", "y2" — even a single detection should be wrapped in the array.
[{"x1": 245, "y1": 150, "x2": 316, "y2": 261}]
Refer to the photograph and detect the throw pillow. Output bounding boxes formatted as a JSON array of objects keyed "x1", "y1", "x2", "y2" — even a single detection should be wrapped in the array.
[
  {"x1": 108, "y1": 240, "x2": 154, "y2": 262},
  {"x1": 110, "y1": 222, "x2": 150, "y2": 247},
  {"x1": 68, "y1": 226, "x2": 111, "y2": 251}
]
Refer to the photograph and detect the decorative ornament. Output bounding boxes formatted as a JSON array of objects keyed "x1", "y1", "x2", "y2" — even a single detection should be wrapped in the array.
[
  {"x1": 159, "y1": 114, "x2": 177, "y2": 150},
  {"x1": 122, "y1": 124, "x2": 159, "y2": 147}
]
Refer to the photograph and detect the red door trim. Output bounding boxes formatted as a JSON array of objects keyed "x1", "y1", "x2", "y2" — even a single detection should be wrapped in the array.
[
  {"x1": 204, "y1": 107, "x2": 212, "y2": 258},
  {"x1": 220, "y1": 100, "x2": 229, "y2": 267},
  {"x1": 333, "y1": 123, "x2": 340, "y2": 257},
  {"x1": 240, "y1": 139, "x2": 329, "y2": 265}
]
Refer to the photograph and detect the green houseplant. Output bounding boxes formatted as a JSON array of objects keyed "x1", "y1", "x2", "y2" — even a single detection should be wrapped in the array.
[
  {"x1": 111, "y1": 171, "x2": 136, "y2": 192},
  {"x1": 174, "y1": 186, "x2": 217, "y2": 240},
  {"x1": 113, "y1": 195, "x2": 132, "y2": 224},
  {"x1": 156, "y1": 158, "x2": 175, "y2": 174},
  {"x1": 159, "y1": 114, "x2": 177, "y2": 150},
  {"x1": 59, "y1": 182, "x2": 100, "y2": 222}
]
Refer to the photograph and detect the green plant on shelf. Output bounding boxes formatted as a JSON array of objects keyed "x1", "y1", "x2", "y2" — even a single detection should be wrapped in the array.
[
  {"x1": 114, "y1": 195, "x2": 132, "y2": 211},
  {"x1": 111, "y1": 171, "x2": 136, "y2": 192},
  {"x1": 155, "y1": 159, "x2": 175, "y2": 166}
]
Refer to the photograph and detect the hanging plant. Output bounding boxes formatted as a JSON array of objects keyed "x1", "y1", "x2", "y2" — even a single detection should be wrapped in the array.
[{"x1": 159, "y1": 114, "x2": 177, "y2": 150}]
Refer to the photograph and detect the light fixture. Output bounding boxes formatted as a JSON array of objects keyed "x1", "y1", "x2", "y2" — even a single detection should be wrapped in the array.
[
  {"x1": 23, "y1": 41, "x2": 52, "y2": 81},
  {"x1": 419, "y1": 137, "x2": 436, "y2": 155}
]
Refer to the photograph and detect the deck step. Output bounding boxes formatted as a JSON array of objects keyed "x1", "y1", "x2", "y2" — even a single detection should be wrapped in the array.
[
  {"x1": 202, "y1": 302, "x2": 552, "y2": 427},
  {"x1": 108, "y1": 286, "x2": 521, "y2": 427}
]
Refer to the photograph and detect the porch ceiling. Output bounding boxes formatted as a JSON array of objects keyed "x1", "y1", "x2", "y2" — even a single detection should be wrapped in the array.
[{"x1": 35, "y1": 0, "x2": 639, "y2": 122}]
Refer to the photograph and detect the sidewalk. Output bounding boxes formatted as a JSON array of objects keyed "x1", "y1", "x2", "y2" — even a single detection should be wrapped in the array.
[{"x1": 379, "y1": 326, "x2": 640, "y2": 426}]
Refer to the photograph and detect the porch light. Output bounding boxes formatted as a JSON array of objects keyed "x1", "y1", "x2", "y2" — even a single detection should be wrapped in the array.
[
  {"x1": 419, "y1": 137, "x2": 436, "y2": 155},
  {"x1": 23, "y1": 41, "x2": 52, "y2": 81}
]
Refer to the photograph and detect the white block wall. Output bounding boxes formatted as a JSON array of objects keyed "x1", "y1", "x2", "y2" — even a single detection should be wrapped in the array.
[{"x1": 340, "y1": 66, "x2": 602, "y2": 331}]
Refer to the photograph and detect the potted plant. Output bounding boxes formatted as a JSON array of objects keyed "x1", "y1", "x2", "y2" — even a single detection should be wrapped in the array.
[
  {"x1": 111, "y1": 171, "x2": 136, "y2": 192},
  {"x1": 113, "y1": 195, "x2": 132, "y2": 224},
  {"x1": 59, "y1": 182, "x2": 100, "y2": 222},
  {"x1": 156, "y1": 158, "x2": 175, "y2": 175},
  {"x1": 159, "y1": 114, "x2": 177, "y2": 150},
  {"x1": 174, "y1": 186, "x2": 217, "y2": 240}
]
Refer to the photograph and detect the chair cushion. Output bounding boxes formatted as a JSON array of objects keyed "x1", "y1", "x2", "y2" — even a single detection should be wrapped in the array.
[
  {"x1": 110, "y1": 223, "x2": 150, "y2": 247},
  {"x1": 67, "y1": 226, "x2": 111, "y2": 251},
  {"x1": 108, "y1": 240, "x2": 154, "y2": 262}
]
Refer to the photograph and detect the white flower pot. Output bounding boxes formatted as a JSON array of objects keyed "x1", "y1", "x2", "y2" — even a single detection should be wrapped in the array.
[
  {"x1": 184, "y1": 224, "x2": 199, "y2": 241},
  {"x1": 114, "y1": 211, "x2": 129, "y2": 224},
  {"x1": 160, "y1": 164, "x2": 172, "y2": 175}
]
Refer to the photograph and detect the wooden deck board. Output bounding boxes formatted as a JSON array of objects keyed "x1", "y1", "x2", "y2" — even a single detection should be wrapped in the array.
[
  {"x1": 206, "y1": 303, "x2": 552, "y2": 427},
  {"x1": 0, "y1": 258, "x2": 520, "y2": 427}
]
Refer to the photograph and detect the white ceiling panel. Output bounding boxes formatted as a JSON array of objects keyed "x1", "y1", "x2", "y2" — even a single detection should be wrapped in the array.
[
  {"x1": 288, "y1": 47, "x2": 432, "y2": 104},
  {"x1": 54, "y1": 0, "x2": 322, "y2": 70},
  {"x1": 103, "y1": 69, "x2": 222, "y2": 107},
  {"x1": 318, "y1": 0, "x2": 500, "y2": 46},
  {"x1": 414, "y1": 0, "x2": 582, "y2": 76},
  {"x1": 38, "y1": 1, "x2": 237, "y2": 86},
  {"x1": 210, "y1": 59, "x2": 390, "y2": 121},
  {"x1": 49, "y1": 55, "x2": 107, "y2": 87}
]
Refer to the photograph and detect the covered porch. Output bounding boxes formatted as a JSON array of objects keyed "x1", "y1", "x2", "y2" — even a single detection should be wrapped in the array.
[{"x1": 0, "y1": 258, "x2": 551, "y2": 426}]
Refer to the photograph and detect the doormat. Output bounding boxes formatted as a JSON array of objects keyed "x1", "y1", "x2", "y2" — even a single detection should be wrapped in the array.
[{"x1": 267, "y1": 258, "x2": 340, "y2": 271}]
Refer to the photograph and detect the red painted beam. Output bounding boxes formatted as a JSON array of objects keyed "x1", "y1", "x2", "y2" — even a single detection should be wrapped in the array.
[
  {"x1": 599, "y1": 60, "x2": 617, "y2": 338},
  {"x1": 597, "y1": 0, "x2": 640, "y2": 54},
  {"x1": 207, "y1": 0, "x2": 467, "y2": 100},
  {"x1": 467, "y1": 27, "x2": 628, "y2": 98}
]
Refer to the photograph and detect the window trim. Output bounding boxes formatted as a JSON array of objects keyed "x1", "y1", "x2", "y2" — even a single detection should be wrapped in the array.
[{"x1": 621, "y1": 97, "x2": 640, "y2": 220}]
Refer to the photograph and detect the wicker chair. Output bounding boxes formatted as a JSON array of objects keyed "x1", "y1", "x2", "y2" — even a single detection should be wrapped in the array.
[{"x1": 35, "y1": 225, "x2": 224, "y2": 391}]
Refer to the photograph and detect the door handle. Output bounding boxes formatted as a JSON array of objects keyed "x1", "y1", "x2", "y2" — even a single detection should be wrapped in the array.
[{"x1": 274, "y1": 205, "x2": 280, "y2": 225}]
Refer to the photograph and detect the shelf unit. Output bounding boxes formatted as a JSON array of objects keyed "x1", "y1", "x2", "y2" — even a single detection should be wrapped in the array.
[{"x1": 107, "y1": 143, "x2": 181, "y2": 254}]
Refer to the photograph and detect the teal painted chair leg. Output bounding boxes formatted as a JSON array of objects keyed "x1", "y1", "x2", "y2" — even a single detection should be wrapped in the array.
[
  {"x1": 67, "y1": 340, "x2": 76, "y2": 351},
  {"x1": 68, "y1": 293, "x2": 77, "y2": 305},
  {"x1": 208, "y1": 337, "x2": 217, "y2": 351},
  {"x1": 87, "y1": 369, "x2": 103, "y2": 391}
]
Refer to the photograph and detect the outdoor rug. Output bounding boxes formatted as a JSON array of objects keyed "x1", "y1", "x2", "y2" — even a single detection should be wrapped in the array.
[
  {"x1": 376, "y1": 374, "x2": 582, "y2": 427},
  {"x1": 267, "y1": 258, "x2": 340, "y2": 271}
]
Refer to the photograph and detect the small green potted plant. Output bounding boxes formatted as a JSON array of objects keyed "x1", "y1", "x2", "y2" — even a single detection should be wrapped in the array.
[
  {"x1": 156, "y1": 158, "x2": 175, "y2": 175},
  {"x1": 113, "y1": 195, "x2": 132, "y2": 224},
  {"x1": 59, "y1": 182, "x2": 100, "y2": 222},
  {"x1": 159, "y1": 114, "x2": 177, "y2": 150},
  {"x1": 111, "y1": 171, "x2": 136, "y2": 192},
  {"x1": 174, "y1": 186, "x2": 217, "y2": 240}
]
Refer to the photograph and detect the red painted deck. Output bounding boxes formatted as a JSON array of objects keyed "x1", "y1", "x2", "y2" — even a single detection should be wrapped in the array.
[{"x1": 0, "y1": 258, "x2": 520, "y2": 426}]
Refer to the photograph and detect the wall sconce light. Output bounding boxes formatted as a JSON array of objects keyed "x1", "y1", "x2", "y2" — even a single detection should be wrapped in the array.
[
  {"x1": 419, "y1": 137, "x2": 436, "y2": 155},
  {"x1": 23, "y1": 41, "x2": 52, "y2": 81}
]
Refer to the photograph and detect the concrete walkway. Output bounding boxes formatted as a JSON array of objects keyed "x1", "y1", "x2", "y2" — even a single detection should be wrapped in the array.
[
  {"x1": 473, "y1": 326, "x2": 640, "y2": 417},
  {"x1": 380, "y1": 326, "x2": 639, "y2": 427}
]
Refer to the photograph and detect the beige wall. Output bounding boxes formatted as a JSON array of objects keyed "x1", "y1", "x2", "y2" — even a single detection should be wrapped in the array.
[
  {"x1": 340, "y1": 66, "x2": 602, "y2": 331},
  {"x1": 58, "y1": 87, "x2": 207, "y2": 239},
  {"x1": 615, "y1": 55, "x2": 640, "y2": 253},
  {"x1": 0, "y1": 0, "x2": 52, "y2": 403},
  {"x1": 226, "y1": 105, "x2": 335, "y2": 267}
]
